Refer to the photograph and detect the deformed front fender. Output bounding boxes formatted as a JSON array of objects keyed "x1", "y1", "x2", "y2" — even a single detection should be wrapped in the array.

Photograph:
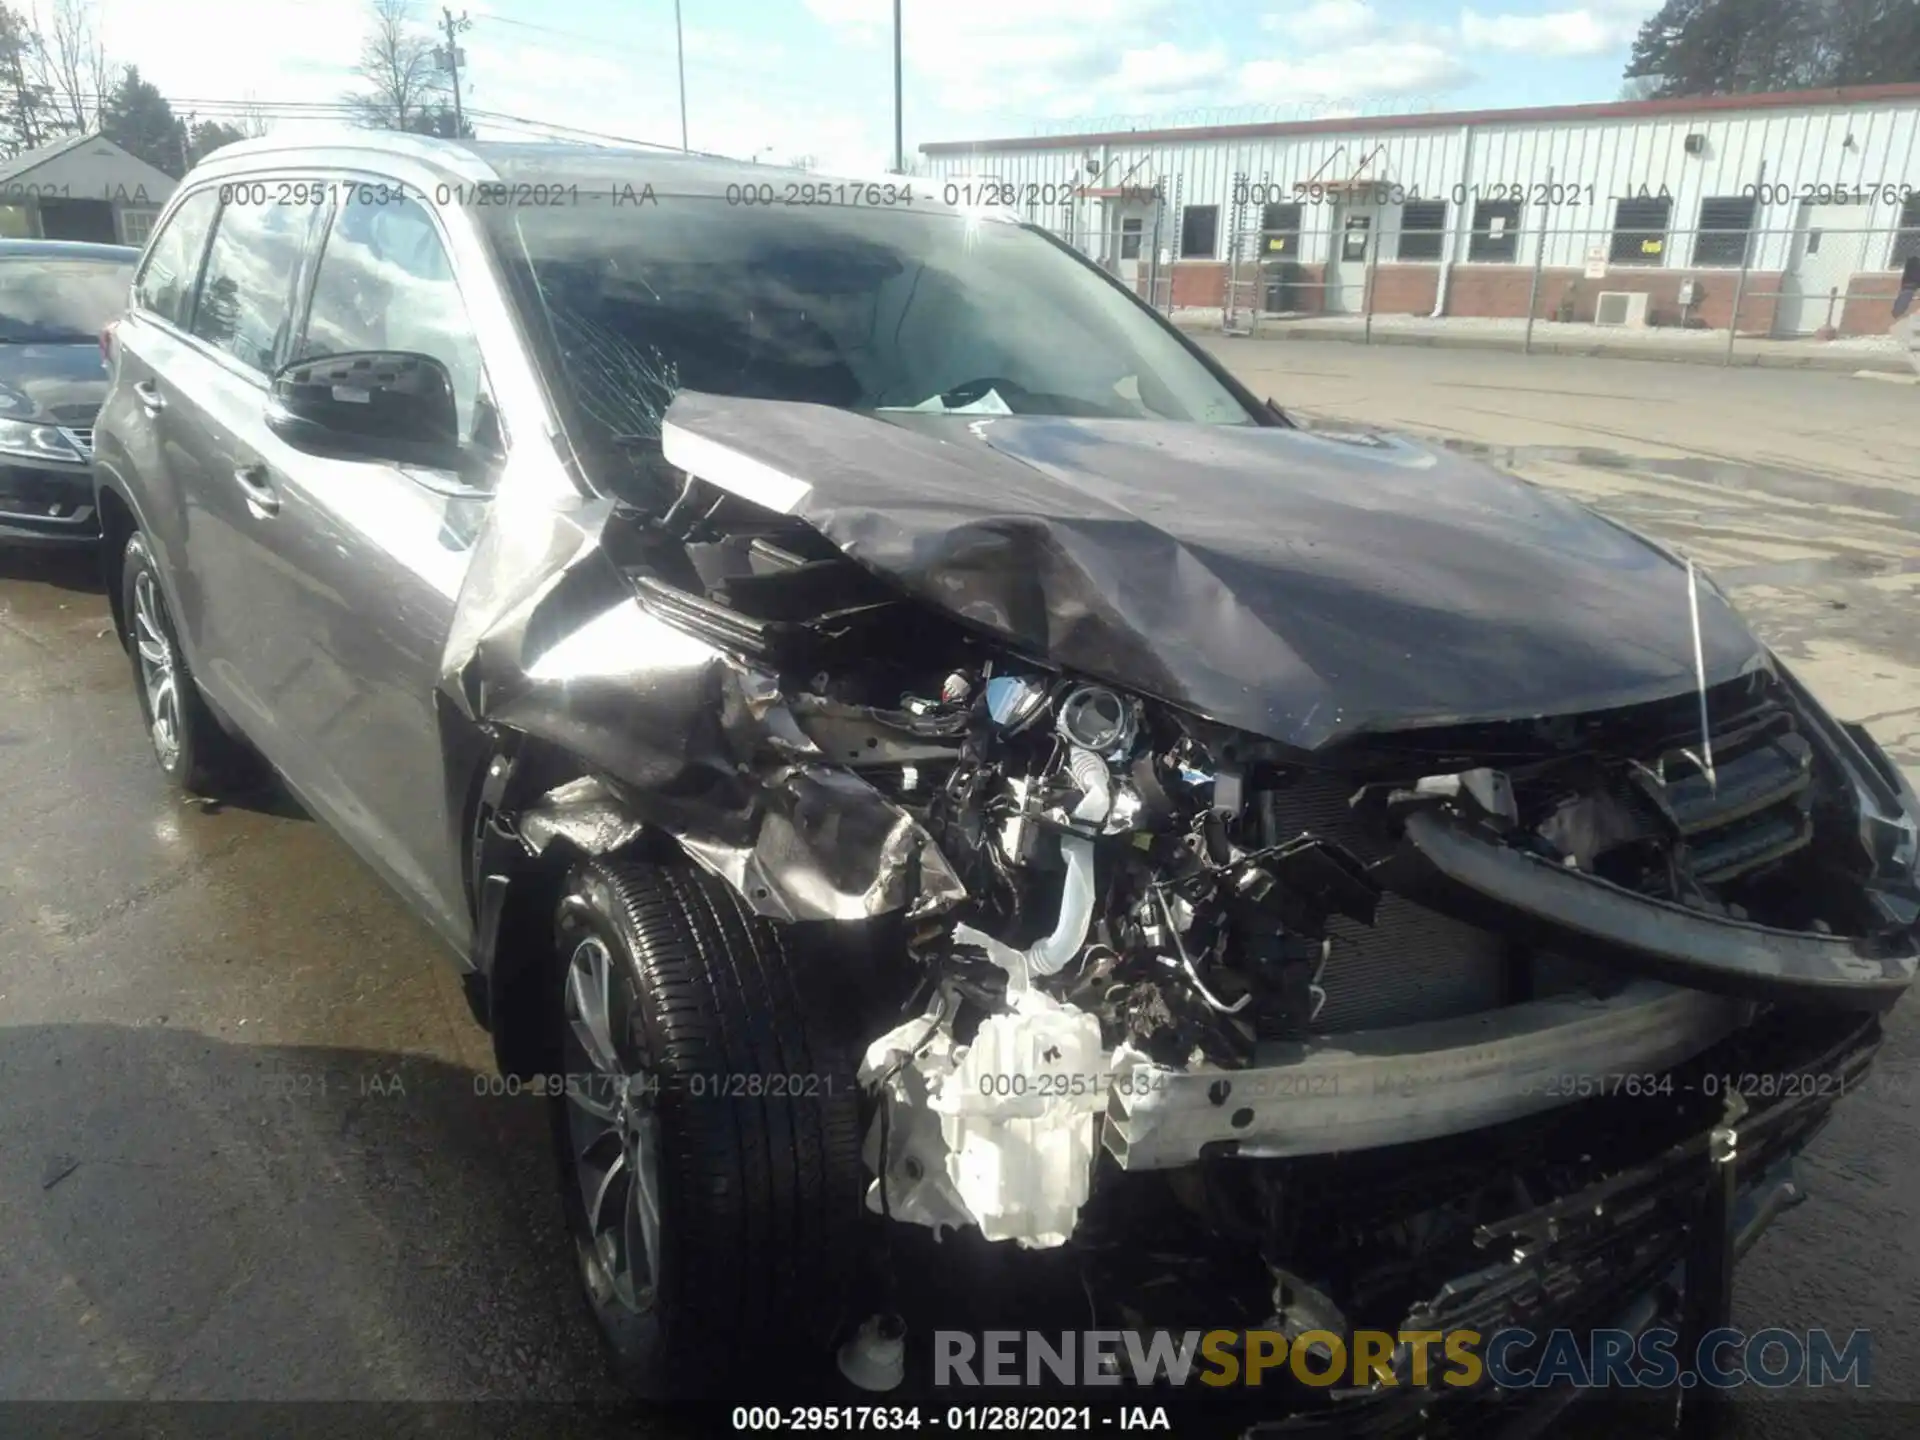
[{"x1": 436, "y1": 478, "x2": 965, "y2": 925}]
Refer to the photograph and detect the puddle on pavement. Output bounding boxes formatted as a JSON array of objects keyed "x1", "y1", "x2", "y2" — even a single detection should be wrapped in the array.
[
  {"x1": 1437, "y1": 440, "x2": 1920, "y2": 528},
  {"x1": 1708, "y1": 553, "x2": 1920, "y2": 588}
]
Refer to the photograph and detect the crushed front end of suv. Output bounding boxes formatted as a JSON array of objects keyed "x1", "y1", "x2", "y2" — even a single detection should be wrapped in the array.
[{"x1": 94, "y1": 140, "x2": 1917, "y2": 1429}]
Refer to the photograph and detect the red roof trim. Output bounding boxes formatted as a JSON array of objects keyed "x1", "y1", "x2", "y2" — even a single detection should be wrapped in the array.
[{"x1": 920, "y1": 83, "x2": 1920, "y2": 156}]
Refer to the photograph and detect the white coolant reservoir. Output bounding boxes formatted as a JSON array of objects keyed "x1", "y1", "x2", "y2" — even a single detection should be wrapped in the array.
[{"x1": 928, "y1": 987, "x2": 1108, "y2": 1248}]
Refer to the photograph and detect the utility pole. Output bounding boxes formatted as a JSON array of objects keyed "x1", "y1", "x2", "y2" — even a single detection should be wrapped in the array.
[
  {"x1": 891, "y1": 0, "x2": 903, "y2": 173},
  {"x1": 439, "y1": 8, "x2": 471, "y2": 137},
  {"x1": 673, "y1": 0, "x2": 688, "y2": 152},
  {"x1": 178, "y1": 111, "x2": 193, "y2": 175}
]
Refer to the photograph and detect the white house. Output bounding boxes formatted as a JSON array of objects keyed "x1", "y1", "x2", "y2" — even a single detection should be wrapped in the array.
[{"x1": 0, "y1": 133, "x2": 176, "y2": 249}]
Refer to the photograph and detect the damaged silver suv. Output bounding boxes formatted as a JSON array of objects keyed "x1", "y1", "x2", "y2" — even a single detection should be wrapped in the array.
[{"x1": 95, "y1": 135, "x2": 1917, "y2": 1422}]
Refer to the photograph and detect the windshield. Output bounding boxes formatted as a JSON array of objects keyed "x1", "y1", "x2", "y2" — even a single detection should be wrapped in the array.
[
  {"x1": 486, "y1": 193, "x2": 1256, "y2": 458},
  {"x1": 0, "y1": 257, "x2": 134, "y2": 343}
]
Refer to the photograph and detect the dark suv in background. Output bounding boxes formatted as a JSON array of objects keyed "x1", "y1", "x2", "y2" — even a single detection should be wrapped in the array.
[
  {"x1": 0, "y1": 238, "x2": 137, "y2": 545},
  {"x1": 93, "y1": 133, "x2": 1917, "y2": 1424}
]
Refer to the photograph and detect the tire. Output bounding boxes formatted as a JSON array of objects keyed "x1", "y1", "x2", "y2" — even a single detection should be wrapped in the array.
[
  {"x1": 120, "y1": 531, "x2": 251, "y2": 796},
  {"x1": 550, "y1": 857, "x2": 866, "y2": 1399}
]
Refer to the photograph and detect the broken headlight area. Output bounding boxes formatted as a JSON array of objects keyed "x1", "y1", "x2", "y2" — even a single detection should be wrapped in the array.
[{"x1": 1370, "y1": 666, "x2": 1920, "y2": 1008}]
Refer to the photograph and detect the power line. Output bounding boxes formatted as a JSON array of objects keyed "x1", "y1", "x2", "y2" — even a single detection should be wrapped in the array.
[
  {"x1": 462, "y1": 104, "x2": 699, "y2": 152},
  {"x1": 76, "y1": 89, "x2": 687, "y2": 150}
]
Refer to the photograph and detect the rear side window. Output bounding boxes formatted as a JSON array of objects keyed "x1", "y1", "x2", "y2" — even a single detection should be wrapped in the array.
[
  {"x1": 133, "y1": 188, "x2": 219, "y2": 326},
  {"x1": 190, "y1": 192, "x2": 316, "y2": 374}
]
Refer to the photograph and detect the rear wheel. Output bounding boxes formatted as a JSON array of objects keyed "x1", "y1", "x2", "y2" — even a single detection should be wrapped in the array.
[
  {"x1": 120, "y1": 532, "x2": 251, "y2": 796},
  {"x1": 550, "y1": 857, "x2": 866, "y2": 1398}
]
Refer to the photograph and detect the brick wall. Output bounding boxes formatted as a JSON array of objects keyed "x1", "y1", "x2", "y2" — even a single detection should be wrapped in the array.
[
  {"x1": 1837, "y1": 271, "x2": 1906, "y2": 335},
  {"x1": 1144, "y1": 255, "x2": 1901, "y2": 336},
  {"x1": 1367, "y1": 265, "x2": 1440, "y2": 316},
  {"x1": 1169, "y1": 261, "x2": 1227, "y2": 307},
  {"x1": 1433, "y1": 266, "x2": 1783, "y2": 333}
]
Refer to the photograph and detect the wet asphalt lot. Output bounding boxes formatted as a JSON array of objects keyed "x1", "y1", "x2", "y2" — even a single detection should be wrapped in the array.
[{"x1": 4, "y1": 344, "x2": 1920, "y2": 1436}]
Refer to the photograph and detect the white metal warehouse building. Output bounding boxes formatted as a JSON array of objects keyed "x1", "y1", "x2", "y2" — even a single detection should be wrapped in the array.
[{"x1": 919, "y1": 82, "x2": 1920, "y2": 336}]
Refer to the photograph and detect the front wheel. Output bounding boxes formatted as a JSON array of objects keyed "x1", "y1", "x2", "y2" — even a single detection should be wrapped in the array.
[{"x1": 550, "y1": 857, "x2": 866, "y2": 1398}]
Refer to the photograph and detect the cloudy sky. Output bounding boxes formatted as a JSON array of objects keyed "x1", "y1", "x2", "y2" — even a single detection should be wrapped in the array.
[{"x1": 99, "y1": 0, "x2": 1665, "y2": 172}]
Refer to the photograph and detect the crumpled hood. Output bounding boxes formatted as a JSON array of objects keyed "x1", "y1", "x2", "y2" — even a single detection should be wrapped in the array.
[{"x1": 659, "y1": 393, "x2": 1765, "y2": 751}]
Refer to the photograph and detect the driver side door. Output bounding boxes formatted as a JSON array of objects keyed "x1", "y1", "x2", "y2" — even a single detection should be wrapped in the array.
[{"x1": 213, "y1": 180, "x2": 503, "y2": 950}]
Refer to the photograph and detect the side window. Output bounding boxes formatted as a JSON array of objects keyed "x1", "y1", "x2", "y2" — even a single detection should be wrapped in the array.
[
  {"x1": 191, "y1": 190, "x2": 316, "y2": 373},
  {"x1": 133, "y1": 188, "x2": 220, "y2": 326},
  {"x1": 299, "y1": 191, "x2": 492, "y2": 448}
]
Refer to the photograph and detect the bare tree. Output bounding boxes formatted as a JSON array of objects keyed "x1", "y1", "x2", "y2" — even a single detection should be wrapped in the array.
[
  {"x1": 345, "y1": 0, "x2": 449, "y2": 132},
  {"x1": 28, "y1": 0, "x2": 107, "y2": 134},
  {"x1": 0, "y1": 3, "x2": 52, "y2": 153},
  {"x1": 237, "y1": 92, "x2": 271, "y2": 139}
]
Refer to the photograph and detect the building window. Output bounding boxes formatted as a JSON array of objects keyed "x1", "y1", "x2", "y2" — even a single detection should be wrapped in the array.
[
  {"x1": 1180, "y1": 203, "x2": 1218, "y2": 258},
  {"x1": 1691, "y1": 195, "x2": 1756, "y2": 267},
  {"x1": 1261, "y1": 201, "x2": 1302, "y2": 256},
  {"x1": 1610, "y1": 196, "x2": 1672, "y2": 265},
  {"x1": 1340, "y1": 213, "x2": 1371, "y2": 262},
  {"x1": 1120, "y1": 217, "x2": 1143, "y2": 261},
  {"x1": 120, "y1": 209, "x2": 159, "y2": 247},
  {"x1": 1890, "y1": 194, "x2": 1920, "y2": 268},
  {"x1": 1396, "y1": 199, "x2": 1447, "y2": 262},
  {"x1": 1466, "y1": 200, "x2": 1520, "y2": 262}
]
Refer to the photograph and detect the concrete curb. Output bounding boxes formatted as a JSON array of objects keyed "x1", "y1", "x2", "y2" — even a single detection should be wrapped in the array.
[
  {"x1": 1851, "y1": 368, "x2": 1920, "y2": 384},
  {"x1": 1177, "y1": 319, "x2": 1913, "y2": 375}
]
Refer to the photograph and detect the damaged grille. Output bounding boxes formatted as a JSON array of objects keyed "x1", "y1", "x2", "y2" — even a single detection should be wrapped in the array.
[
  {"x1": 1540, "y1": 682, "x2": 1815, "y2": 904},
  {"x1": 1269, "y1": 773, "x2": 1509, "y2": 1032},
  {"x1": 1650, "y1": 710, "x2": 1812, "y2": 885},
  {"x1": 1268, "y1": 676, "x2": 1819, "y2": 1034}
]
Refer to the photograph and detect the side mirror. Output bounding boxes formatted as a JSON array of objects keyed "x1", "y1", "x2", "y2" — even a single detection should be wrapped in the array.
[{"x1": 266, "y1": 350, "x2": 464, "y2": 470}]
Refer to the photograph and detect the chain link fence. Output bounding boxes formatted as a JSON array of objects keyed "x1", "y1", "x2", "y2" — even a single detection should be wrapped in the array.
[
  {"x1": 1231, "y1": 195, "x2": 1920, "y2": 369},
  {"x1": 1029, "y1": 179, "x2": 1920, "y2": 370}
]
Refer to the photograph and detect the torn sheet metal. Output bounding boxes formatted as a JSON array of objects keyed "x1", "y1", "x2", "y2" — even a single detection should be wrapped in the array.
[
  {"x1": 437, "y1": 473, "x2": 963, "y2": 923},
  {"x1": 659, "y1": 391, "x2": 1768, "y2": 753},
  {"x1": 517, "y1": 775, "x2": 650, "y2": 858}
]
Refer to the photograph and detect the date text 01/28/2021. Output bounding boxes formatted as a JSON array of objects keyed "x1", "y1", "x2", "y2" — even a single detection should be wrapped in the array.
[{"x1": 730, "y1": 1405, "x2": 1171, "y2": 1431}]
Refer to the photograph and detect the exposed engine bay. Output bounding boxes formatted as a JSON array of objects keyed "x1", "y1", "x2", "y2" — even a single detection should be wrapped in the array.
[
  {"x1": 448, "y1": 388, "x2": 1920, "y2": 1412},
  {"x1": 566, "y1": 457, "x2": 1920, "y2": 1256}
]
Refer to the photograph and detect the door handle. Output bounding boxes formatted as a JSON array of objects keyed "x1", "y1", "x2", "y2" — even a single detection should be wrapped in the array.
[
  {"x1": 233, "y1": 463, "x2": 281, "y2": 517},
  {"x1": 134, "y1": 379, "x2": 165, "y2": 414}
]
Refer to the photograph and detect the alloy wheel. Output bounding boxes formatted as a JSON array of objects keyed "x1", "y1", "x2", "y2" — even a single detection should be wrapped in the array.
[
  {"x1": 131, "y1": 569, "x2": 180, "y2": 769},
  {"x1": 561, "y1": 932, "x2": 664, "y2": 1316}
]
